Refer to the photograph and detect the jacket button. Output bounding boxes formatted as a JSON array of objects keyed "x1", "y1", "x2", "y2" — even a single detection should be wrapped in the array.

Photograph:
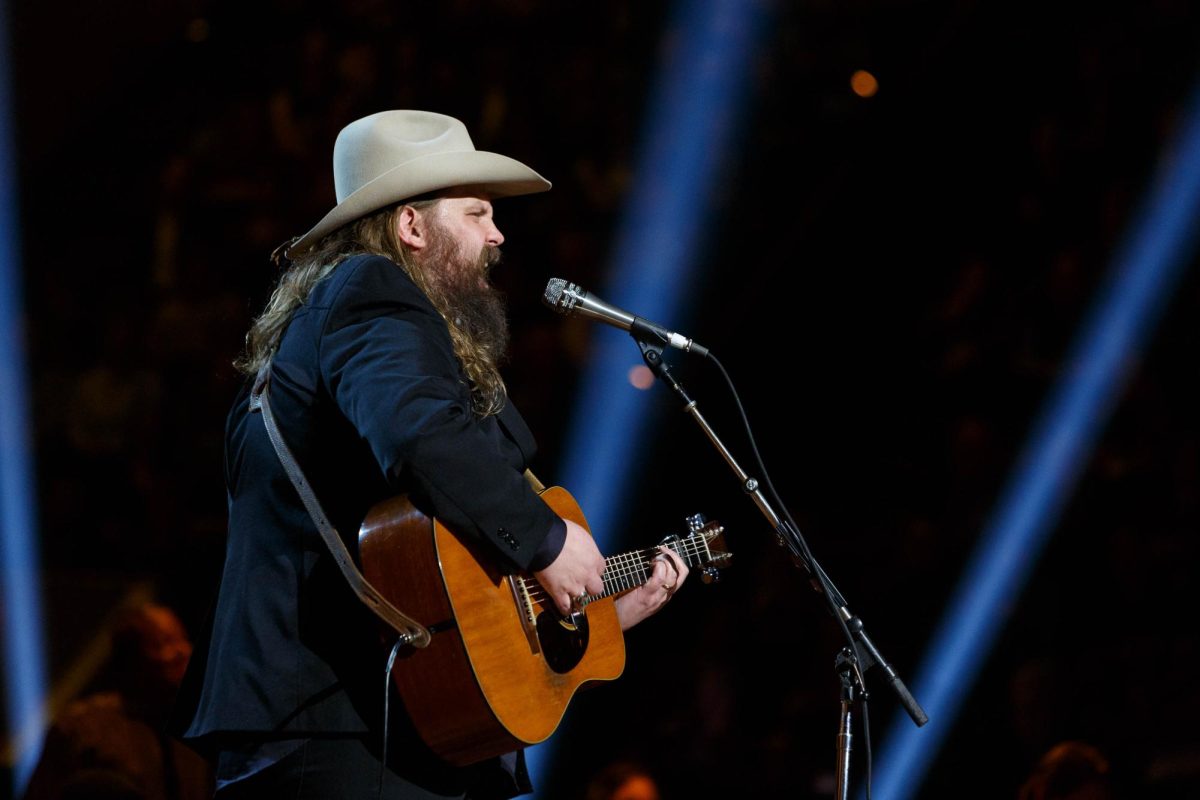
[{"x1": 497, "y1": 528, "x2": 519, "y2": 550}]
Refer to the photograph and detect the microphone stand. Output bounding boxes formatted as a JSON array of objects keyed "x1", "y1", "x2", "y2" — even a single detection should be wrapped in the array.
[{"x1": 633, "y1": 332, "x2": 927, "y2": 799}]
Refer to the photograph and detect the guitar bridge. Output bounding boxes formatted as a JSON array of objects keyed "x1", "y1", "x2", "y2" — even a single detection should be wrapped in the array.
[{"x1": 508, "y1": 575, "x2": 541, "y2": 655}]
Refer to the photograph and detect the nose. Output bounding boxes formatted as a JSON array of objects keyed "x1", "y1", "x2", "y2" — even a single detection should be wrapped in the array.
[{"x1": 486, "y1": 220, "x2": 504, "y2": 247}]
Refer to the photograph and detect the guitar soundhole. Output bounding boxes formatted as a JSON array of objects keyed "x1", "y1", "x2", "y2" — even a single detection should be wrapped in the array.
[{"x1": 535, "y1": 610, "x2": 590, "y2": 673}]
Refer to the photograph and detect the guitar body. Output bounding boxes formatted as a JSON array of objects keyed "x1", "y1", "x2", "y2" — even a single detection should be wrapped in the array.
[{"x1": 358, "y1": 486, "x2": 625, "y2": 766}]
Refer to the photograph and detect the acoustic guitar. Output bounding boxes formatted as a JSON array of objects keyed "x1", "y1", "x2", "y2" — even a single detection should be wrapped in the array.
[{"x1": 357, "y1": 485, "x2": 731, "y2": 765}]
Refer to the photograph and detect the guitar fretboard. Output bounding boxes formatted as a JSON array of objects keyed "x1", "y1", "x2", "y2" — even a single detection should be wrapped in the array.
[{"x1": 517, "y1": 524, "x2": 723, "y2": 608}]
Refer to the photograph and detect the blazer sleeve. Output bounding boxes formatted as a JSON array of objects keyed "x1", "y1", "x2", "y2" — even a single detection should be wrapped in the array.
[{"x1": 317, "y1": 255, "x2": 560, "y2": 572}]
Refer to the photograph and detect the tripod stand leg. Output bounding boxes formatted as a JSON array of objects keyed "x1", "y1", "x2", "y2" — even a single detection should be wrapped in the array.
[{"x1": 835, "y1": 648, "x2": 856, "y2": 800}]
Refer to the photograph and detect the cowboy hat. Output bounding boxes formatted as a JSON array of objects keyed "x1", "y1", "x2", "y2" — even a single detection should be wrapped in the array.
[{"x1": 287, "y1": 110, "x2": 551, "y2": 256}]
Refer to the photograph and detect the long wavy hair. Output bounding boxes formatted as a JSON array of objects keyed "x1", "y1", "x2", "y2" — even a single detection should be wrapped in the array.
[{"x1": 236, "y1": 201, "x2": 508, "y2": 416}]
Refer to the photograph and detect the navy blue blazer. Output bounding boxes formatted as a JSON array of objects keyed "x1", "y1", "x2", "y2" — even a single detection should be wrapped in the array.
[{"x1": 176, "y1": 254, "x2": 560, "y2": 792}]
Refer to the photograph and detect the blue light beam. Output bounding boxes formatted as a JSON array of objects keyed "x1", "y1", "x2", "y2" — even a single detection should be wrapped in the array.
[
  {"x1": 0, "y1": 0, "x2": 50, "y2": 794},
  {"x1": 558, "y1": 0, "x2": 768, "y2": 549},
  {"x1": 868, "y1": 80, "x2": 1200, "y2": 800},
  {"x1": 527, "y1": 0, "x2": 771, "y2": 794}
]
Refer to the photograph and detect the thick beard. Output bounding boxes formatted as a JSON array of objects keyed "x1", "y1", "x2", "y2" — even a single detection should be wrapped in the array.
[{"x1": 417, "y1": 224, "x2": 510, "y2": 365}]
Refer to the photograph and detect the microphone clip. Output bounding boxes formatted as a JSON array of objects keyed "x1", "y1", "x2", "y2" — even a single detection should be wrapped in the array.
[{"x1": 635, "y1": 335, "x2": 692, "y2": 404}]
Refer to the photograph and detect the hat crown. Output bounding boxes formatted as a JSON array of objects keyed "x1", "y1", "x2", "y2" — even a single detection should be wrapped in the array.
[{"x1": 333, "y1": 110, "x2": 477, "y2": 203}]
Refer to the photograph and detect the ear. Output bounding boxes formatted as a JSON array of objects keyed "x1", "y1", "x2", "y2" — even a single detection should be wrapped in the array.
[{"x1": 394, "y1": 205, "x2": 428, "y2": 250}]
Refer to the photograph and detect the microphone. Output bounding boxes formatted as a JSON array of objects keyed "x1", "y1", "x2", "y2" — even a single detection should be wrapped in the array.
[{"x1": 542, "y1": 278, "x2": 709, "y2": 358}]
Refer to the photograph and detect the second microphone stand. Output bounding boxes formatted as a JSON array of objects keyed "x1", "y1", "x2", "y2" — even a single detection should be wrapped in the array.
[{"x1": 633, "y1": 333, "x2": 927, "y2": 800}]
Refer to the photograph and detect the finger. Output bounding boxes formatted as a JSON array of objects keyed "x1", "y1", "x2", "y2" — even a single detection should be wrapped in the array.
[
  {"x1": 662, "y1": 546, "x2": 688, "y2": 583},
  {"x1": 656, "y1": 548, "x2": 687, "y2": 586},
  {"x1": 556, "y1": 592, "x2": 573, "y2": 616},
  {"x1": 661, "y1": 546, "x2": 686, "y2": 573},
  {"x1": 646, "y1": 560, "x2": 671, "y2": 592},
  {"x1": 655, "y1": 547, "x2": 680, "y2": 577},
  {"x1": 652, "y1": 567, "x2": 675, "y2": 596}
]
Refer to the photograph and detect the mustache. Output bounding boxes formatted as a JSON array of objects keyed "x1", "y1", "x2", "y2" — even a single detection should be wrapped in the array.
[{"x1": 481, "y1": 245, "x2": 502, "y2": 271}]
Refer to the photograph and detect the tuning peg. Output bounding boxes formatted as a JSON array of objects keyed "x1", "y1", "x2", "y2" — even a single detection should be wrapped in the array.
[
  {"x1": 685, "y1": 512, "x2": 708, "y2": 532},
  {"x1": 700, "y1": 566, "x2": 721, "y2": 584}
]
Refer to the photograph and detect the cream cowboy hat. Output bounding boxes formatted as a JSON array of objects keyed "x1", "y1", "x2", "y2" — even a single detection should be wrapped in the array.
[{"x1": 287, "y1": 110, "x2": 551, "y2": 256}]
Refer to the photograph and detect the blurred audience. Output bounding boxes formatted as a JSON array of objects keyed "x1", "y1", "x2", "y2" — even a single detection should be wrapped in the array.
[
  {"x1": 1018, "y1": 741, "x2": 1116, "y2": 800},
  {"x1": 22, "y1": 604, "x2": 213, "y2": 800},
  {"x1": 584, "y1": 760, "x2": 662, "y2": 800}
]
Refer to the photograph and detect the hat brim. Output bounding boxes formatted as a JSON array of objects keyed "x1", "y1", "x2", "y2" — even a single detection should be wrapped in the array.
[{"x1": 287, "y1": 149, "x2": 551, "y2": 257}]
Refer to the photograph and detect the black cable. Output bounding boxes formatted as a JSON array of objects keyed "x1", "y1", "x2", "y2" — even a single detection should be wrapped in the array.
[
  {"x1": 707, "y1": 351, "x2": 874, "y2": 798},
  {"x1": 379, "y1": 637, "x2": 405, "y2": 800},
  {"x1": 862, "y1": 695, "x2": 873, "y2": 800}
]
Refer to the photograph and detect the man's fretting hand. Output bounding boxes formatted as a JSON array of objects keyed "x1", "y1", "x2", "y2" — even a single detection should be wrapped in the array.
[{"x1": 615, "y1": 545, "x2": 689, "y2": 630}]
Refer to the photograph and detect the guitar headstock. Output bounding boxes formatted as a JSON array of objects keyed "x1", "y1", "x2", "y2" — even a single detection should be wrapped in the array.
[{"x1": 664, "y1": 512, "x2": 732, "y2": 584}]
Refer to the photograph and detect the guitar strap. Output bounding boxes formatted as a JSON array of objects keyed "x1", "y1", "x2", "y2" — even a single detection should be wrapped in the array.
[
  {"x1": 250, "y1": 365, "x2": 432, "y2": 648},
  {"x1": 523, "y1": 468, "x2": 546, "y2": 494}
]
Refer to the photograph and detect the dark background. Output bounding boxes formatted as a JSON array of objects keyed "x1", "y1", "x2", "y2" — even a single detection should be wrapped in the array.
[{"x1": 6, "y1": 0, "x2": 1199, "y2": 797}]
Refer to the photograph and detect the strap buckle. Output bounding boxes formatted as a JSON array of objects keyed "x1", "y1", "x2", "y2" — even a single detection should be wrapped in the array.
[{"x1": 249, "y1": 365, "x2": 270, "y2": 412}]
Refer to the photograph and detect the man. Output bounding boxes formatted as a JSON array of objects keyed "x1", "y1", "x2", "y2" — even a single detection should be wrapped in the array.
[{"x1": 174, "y1": 110, "x2": 686, "y2": 798}]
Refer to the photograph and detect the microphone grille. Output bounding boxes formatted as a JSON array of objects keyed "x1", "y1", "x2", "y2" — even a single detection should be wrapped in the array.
[{"x1": 542, "y1": 278, "x2": 576, "y2": 314}]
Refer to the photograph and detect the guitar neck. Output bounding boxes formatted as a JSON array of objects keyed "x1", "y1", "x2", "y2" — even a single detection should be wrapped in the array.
[
  {"x1": 514, "y1": 521, "x2": 727, "y2": 609},
  {"x1": 591, "y1": 537, "x2": 710, "y2": 601}
]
